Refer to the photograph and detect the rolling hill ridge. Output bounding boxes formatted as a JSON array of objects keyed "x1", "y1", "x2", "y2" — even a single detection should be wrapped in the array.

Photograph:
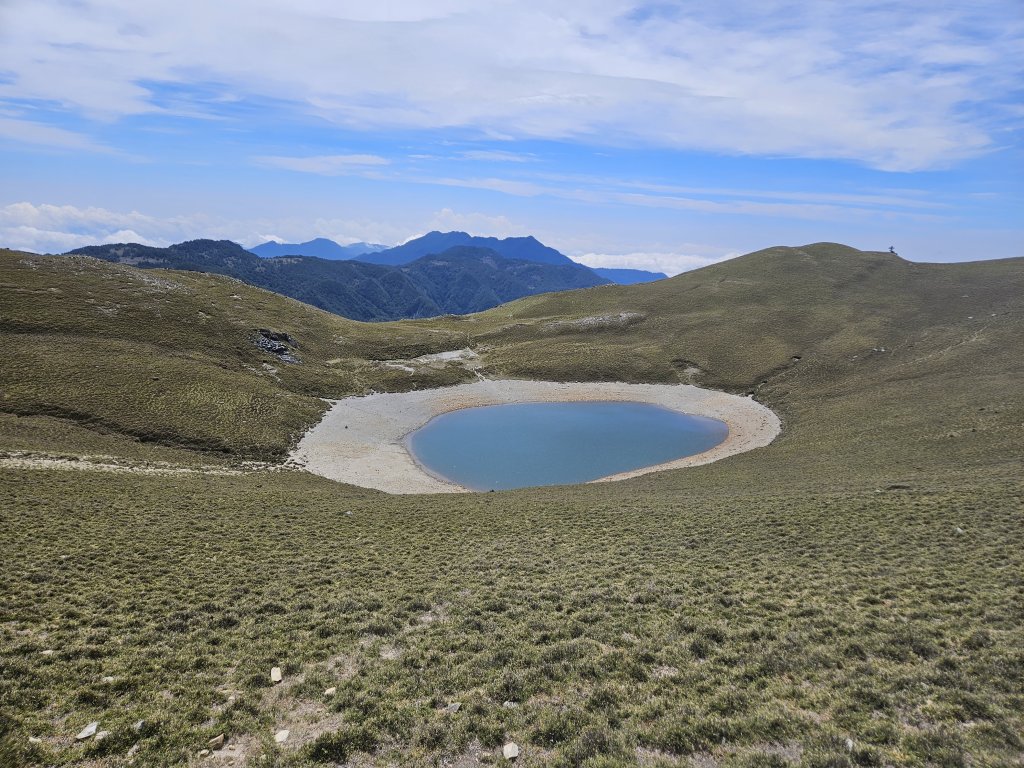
[
  {"x1": 5, "y1": 241, "x2": 1020, "y2": 477},
  {"x1": 1, "y1": 241, "x2": 1021, "y2": 767}
]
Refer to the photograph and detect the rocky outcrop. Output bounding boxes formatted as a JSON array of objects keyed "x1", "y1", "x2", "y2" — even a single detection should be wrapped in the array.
[{"x1": 254, "y1": 329, "x2": 299, "y2": 363}]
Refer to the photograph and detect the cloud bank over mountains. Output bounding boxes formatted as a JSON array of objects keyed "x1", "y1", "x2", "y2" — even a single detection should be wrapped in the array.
[{"x1": 0, "y1": 202, "x2": 731, "y2": 276}]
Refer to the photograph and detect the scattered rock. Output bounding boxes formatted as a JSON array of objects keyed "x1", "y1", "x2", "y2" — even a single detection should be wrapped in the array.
[
  {"x1": 209, "y1": 733, "x2": 225, "y2": 750},
  {"x1": 502, "y1": 700, "x2": 518, "y2": 709},
  {"x1": 845, "y1": 738, "x2": 855, "y2": 752},
  {"x1": 955, "y1": 527, "x2": 966, "y2": 534},
  {"x1": 270, "y1": 666, "x2": 282, "y2": 683},
  {"x1": 198, "y1": 748, "x2": 211, "y2": 757},
  {"x1": 254, "y1": 329, "x2": 300, "y2": 363},
  {"x1": 101, "y1": 675, "x2": 115, "y2": 684},
  {"x1": 503, "y1": 742, "x2": 520, "y2": 760},
  {"x1": 94, "y1": 731, "x2": 110, "y2": 742},
  {"x1": 324, "y1": 686, "x2": 337, "y2": 696},
  {"x1": 132, "y1": 720, "x2": 146, "y2": 733},
  {"x1": 543, "y1": 312, "x2": 645, "y2": 334},
  {"x1": 40, "y1": 649, "x2": 55, "y2": 656},
  {"x1": 274, "y1": 729, "x2": 290, "y2": 744},
  {"x1": 28, "y1": 736, "x2": 42, "y2": 745},
  {"x1": 76, "y1": 722, "x2": 99, "y2": 740},
  {"x1": 443, "y1": 702, "x2": 462, "y2": 714}
]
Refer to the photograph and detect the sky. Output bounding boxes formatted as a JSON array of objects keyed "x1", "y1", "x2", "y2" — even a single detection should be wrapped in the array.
[{"x1": 0, "y1": 1, "x2": 1021, "y2": 275}]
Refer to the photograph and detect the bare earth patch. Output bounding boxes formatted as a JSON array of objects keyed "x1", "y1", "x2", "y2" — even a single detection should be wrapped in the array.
[
  {"x1": 290, "y1": 379, "x2": 780, "y2": 494},
  {"x1": 0, "y1": 452, "x2": 260, "y2": 476}
]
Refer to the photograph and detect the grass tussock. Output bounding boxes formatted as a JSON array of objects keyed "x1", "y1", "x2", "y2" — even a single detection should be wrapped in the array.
[{"x1": 2, "y1": 471, "x2": 1021, "y2": 766}]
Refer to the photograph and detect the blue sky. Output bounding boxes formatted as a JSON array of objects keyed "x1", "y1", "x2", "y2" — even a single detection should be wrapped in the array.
[{"x1": 0, "y1": 1, "x2": 1021, "y2": 274}]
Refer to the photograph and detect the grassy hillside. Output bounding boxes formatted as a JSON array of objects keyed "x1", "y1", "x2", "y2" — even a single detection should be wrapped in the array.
[
  {"x1": 402, "y1": 247, "x2": 610, "y2": 314},
  {"x1": 1, "y1": 243, "x2": 1022, "y2": 767},
  {"x1": 0, "y1": 249, "x2": 476, "y2": 460}
]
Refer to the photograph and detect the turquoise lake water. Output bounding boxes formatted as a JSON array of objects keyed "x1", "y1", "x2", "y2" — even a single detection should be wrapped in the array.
[{"x1": 407, "y1": 401, "x2": 729, "y2": 491}]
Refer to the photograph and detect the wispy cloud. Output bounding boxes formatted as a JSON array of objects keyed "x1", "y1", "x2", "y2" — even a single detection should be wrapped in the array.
[
  {"x1": 252, "y1": 154, "x2": 390, "y2": 175},
  {"x1": 1, "y1": 1, "x2": 1020, "y2": 170},
  {"x1": 0, "y1": 116, "x2": 115, "y2": 153},
  {"x1": 460, "y1": 150, "x2": 537, "y2": 163},
  {"x1": 399, "y1": 169, "x2": 950, "y2": 224},
  {"x1": 430, "y1": 176, "x2": 551, "y2": 197}
]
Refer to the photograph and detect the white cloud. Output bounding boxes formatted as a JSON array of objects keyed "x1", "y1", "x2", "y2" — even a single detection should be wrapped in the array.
[
  {"x1": 2, "y1": 202, "x2": 163, "y2": 239},
  {"x1": 574, "y1": 251, "x2": 736, "y2": 277},
  {"x1": 427, "y1": 208, "x2": 524, "y2": 238},
  {"x1": 0, "y1": 200, "x2": 454, "y2": 254},
  {"x1": 253, "y1": 154, "x2": 390, "y2": 175},
  {"x1": 306, "y1": 216, "x2": 408, "y2": 247},
  {"x1": 0, "y1": 202, "x2": 225, "y2": 253},
  {"x1": 0, "y1": 1, "x2": 1020, "y2": 169},
  {"x1": 1, "y1": 226, "x2": 158, "y2": 254}
]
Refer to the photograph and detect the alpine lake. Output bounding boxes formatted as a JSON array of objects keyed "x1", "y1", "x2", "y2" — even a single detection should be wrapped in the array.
[{"x1": 406, "y1": 400, "x2": 729, "y2": 491}]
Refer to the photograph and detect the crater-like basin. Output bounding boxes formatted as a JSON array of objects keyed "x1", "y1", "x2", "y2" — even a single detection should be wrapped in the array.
[{"x1": 290, "y1": 379, "x2": 780, "y2": 494}]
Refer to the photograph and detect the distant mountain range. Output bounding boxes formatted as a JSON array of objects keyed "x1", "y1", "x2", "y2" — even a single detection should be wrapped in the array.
[
  {"x1": 249, "y1": 238, "x2": 387, "y2": 260},
  {"x1": 357, "y1": 231, "x2": 574, "y2": 267},
  {"x1": 248, "y1": 231, "x2": 666, "y2": 283},
  {"x1": 67, "y1": 239, "x2": 610, "y2": 321}
]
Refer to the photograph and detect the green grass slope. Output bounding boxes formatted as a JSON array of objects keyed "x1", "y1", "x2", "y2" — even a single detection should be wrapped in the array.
[
  {"x1": 0, "y1": 250, "x2": 476, "y2": 460},
  {"x1": 1, "y1": 243, "x2": 1022, "y2": 767},
  {"x1": 427, "y1": 243, "x2": 1024, "y2": 485}
]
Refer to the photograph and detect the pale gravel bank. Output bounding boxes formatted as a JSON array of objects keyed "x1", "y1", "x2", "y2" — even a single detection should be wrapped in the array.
[
  {"x1": 0, "y1": 452, "x2": 258, "y2": 476},
  {"x1": 290, "y1": 379, "x2": 781, "y2": 494}
]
